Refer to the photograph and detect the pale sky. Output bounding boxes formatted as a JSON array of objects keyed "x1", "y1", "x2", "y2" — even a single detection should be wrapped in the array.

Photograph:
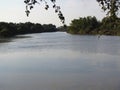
[{"x1": 0, "y1": 0, "x2": 106, "y2": 26}]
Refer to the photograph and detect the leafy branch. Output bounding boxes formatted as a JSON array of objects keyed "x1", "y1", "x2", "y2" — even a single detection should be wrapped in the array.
[
  {"x1": 97, "y1": 0, "x2": 120, "y2": 18},
  {"x1": 24, "y1": 0, "x2": 65, "y2": 25}
]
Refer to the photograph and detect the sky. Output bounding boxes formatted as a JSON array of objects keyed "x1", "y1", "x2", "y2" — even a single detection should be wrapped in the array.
[{"x1": 0, "y1": 0, "x2": 106, "y2": 26}]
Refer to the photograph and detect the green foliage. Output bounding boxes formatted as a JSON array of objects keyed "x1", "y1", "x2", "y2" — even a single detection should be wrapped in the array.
[
  {"x1": 0, "y1": 22, "x2": 58, "y2": 37},
  {"x1": 68, "y1": 16, "x2": 120, "y2": 36},
  {"x1": 100, "y1": 17, "x2": 120, "y2": 35},
  {"x1": 0, "y1": 22, "x2": 17, "y2": 37},
  {"x1": 101, "y1": 17, "x2": 120, "y2": 30},
  {"x1": 43, "y1": 24, "x2": 57, "y2": 32},
  {"x1": 68, "y1": 16, "x2": 100, "y2": 34}
]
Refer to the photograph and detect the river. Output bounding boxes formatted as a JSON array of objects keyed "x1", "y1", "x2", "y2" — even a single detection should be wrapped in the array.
[{"x1": 0, "y1": 32, "x2": 120, "y2": 90}]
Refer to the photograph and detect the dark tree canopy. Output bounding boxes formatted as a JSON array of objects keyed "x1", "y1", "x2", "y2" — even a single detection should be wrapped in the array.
[
  {"x1": 97, "y1": 0, "x2": 120, "y2": 18},
  {"x1": 0, "y1": 22, "x2": 58, "y2": 37},
  {"x1": 24, "y1": 0, "x2": 65, "y2": 25}
]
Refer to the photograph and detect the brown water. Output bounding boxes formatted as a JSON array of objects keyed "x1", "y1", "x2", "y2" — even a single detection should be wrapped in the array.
[{"x1": 0, "y1": 32, "x2": 120, "y2": 90}]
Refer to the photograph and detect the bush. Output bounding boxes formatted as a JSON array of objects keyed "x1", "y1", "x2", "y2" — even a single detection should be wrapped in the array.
[{"x1": 68, "y1": 16, "x2": 100, "y2": 34}]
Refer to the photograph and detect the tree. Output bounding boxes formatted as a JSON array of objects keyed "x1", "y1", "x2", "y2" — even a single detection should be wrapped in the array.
[
  {"x1": 68, "y1": 16, "x2": 100, "y2": 34},
  {"x1": 97, "y1": 0, "x2": 120, "y2": 19},
  {"x1": 24, "y1": 0, "x2": 65, "y2": 25}
]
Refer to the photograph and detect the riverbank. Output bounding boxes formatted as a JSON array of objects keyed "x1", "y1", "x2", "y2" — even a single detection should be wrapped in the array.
[
  {"x1": 67, "y1": 16, "x2": 120, "y2": 36},
  {"x1": 67, "y1": 29, "x2": 120, "y2": 36},
  {"x1": 0, "y1": 22, "x2": 58, "y2": 37},
  {"x1": 0, "y1": 16, "x2": 120, "y2": 38}
]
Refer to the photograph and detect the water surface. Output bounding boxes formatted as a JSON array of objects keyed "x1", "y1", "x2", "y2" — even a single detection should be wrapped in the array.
[{"x1": 0, "y1": 32, "x2": 120, "y2": 90}]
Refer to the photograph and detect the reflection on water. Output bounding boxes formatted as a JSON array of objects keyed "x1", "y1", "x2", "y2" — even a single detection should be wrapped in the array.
[{"x1": 0, "y1": 32, "x2": 120, "y2": 90}]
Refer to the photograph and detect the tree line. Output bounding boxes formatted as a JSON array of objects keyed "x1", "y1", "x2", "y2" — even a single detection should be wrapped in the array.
[
  {"x1": 67, "y1": 16, "x2": 120, "y2": 36},
  {"x1": 0, "y1": 22, "x2": 58, "y2": 37}
]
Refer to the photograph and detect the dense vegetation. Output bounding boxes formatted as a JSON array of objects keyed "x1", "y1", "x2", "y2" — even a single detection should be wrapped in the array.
[
  {"x1": 0, "y1": 22, "x2": 58, "y2": 37},
  {"x1": 67, "y1": 16, "x2": 120, "y2": 36}
]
